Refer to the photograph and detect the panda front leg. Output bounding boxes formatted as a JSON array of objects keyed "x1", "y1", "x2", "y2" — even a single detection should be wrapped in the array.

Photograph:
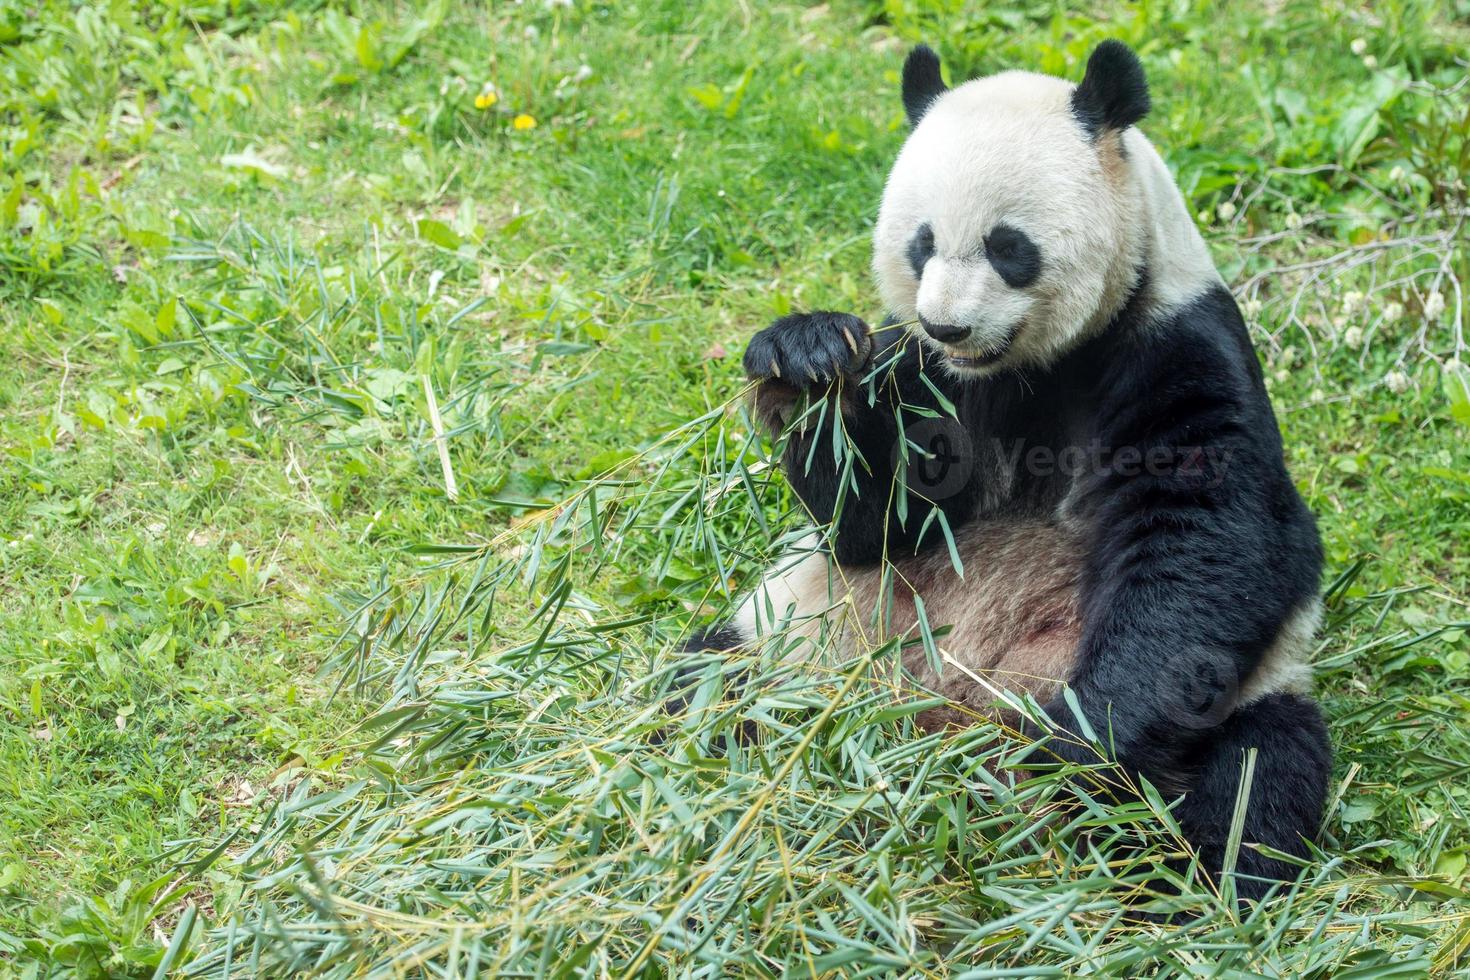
[
  {"x1": 743, "y1": 312, "x2": 969, "y2": 566},
  {"x1": 664, "y1": 310, "x2": 962, "y2": 731},
  {"x1": 744, "y1": 311, "x2": 886, "y2": 567}
]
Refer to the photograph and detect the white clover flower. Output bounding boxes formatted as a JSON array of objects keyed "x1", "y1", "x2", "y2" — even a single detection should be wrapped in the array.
[
  {"x1": 1389, "y1": 165, "x2": 1406, "y2": 183},
  {"x1": 1384, "y1": 301, "x2": 1405, "y2": 321},
  {"x1": 1384, "y1": 370, "x2": 1410, "y2": 393},
  {"x1": 1342, "y1": 290, "x2": 1364, "y2": 313},
  {"x1": 1363, "y1": 55, "x2": 1378, "y2": 69},
  {"x1": 1284, "y1": 212, "x2": 1304, "y2": 230},
  {"x1": 1425, "y1": 291, "x2": 1446, "y2": 320},
  {"x1": 1350, "y1": 38, "x2": 1368, "y2": 55},
  {"x1": 1217, "y1": 200, "x2": 1237, "y2": 221},
  {"x1": 1197, "y1": 208, "x2": 1212, "y2": 225},
  {"x1": 1310, "y1": 388, "x2": 1326, "y2": 404},
  {"x1": 1274, "y1": 368, "x2": 1291, "y2": 384},
  {"x1": 546, "y1": 0, "x2": 573, "y2": 8},
  {"x1": 524, "y1": 24, "x2": 539, "y2": 39},
  {"x1": 1280, "y1": 345, "x2": 1298, "y2": 368},
  {"x1": 1344, "y1": 326, "x2": 1364, "y2": 349},
  {"x1": 574, "y1": 63, "x2": 594, "y2": 83},
  {"x1": 1243, "y1": 298, "x2": 1264, "y2": 318}
]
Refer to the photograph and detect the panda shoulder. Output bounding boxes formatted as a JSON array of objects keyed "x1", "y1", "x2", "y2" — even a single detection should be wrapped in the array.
[{"x1": 1124, "y1": 285, "x2": 1265, "y2": 398}]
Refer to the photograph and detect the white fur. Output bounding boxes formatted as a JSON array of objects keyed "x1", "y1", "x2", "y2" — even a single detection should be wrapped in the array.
[
  {"x1": 732, "y1": 533, "x2": 831, "y2": 642},
  {"x1": 731, "y1": 521, "x2": 1088, "y2": 725},
  {"x1": 1119, "y1": 128, "x2": 1222, "y2": 318},
  {"x1": 1238, "y1": 598, "x2": 1321, "y2": 704},
  {"x1": 872, "y1": 69, "x2": 1219, "y2": 376}
]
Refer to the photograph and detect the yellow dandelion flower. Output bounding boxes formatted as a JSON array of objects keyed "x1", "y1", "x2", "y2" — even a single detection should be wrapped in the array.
[
  {"x1": 474, "y1": 89, "x2": 499, "y2": 110},
  {"x1": 513, "y1": 113, "x2": 537, "y2": 131}
]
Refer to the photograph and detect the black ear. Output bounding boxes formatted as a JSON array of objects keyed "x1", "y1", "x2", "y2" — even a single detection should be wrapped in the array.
[
  {"x1": 1070, "y1": 40, "x2": 1150, "y2": 139},
  {"x1": 901, "y1": 45, "x2": 947, "y2": 126}
]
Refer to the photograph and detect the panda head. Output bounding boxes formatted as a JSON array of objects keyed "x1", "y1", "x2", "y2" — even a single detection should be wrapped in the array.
[{"x1": 874, "y1": 42, "x2": 1153, "y2": 376}]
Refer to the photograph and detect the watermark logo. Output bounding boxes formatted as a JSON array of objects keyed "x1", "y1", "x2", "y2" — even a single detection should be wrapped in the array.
[
  {"x1": 893, "y1": 416, "x2": 972, "y2": 501},
  {"x1": 1152, "y1": 644, "x2": 1242, "y2": 730}
]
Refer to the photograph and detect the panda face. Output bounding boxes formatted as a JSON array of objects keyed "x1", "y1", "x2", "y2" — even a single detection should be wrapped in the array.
[{"x1": 873, "y1": 67, "x2": 1145, "y2": 377}]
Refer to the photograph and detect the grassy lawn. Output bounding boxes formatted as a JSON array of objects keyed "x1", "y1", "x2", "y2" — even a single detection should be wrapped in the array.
[{"x1": 2, "y1": 0, "x2": 1468, "y2": 974}]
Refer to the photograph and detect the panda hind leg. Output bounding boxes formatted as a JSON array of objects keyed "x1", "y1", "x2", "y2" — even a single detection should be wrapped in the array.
[
  {"x1": 1170, "y1": 692, "x2": 1332, "y2": 904},
  {"x1": 657, "y1": 625, "x2": 758, "y2": 743},
  {"x1": 668, "y1": 625, "x2": 746, "y2": 696}
]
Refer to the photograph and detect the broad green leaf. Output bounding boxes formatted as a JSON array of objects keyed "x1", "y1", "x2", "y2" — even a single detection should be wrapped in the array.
[{"x1": 415, "y1": 218, "x2": 463, "y2": 250}]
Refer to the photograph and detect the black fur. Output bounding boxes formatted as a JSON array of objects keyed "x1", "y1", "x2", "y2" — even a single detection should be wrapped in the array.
[
  {"x1": 906, "y1": 222, "x2": 935, "y2": 277},
  {"x1": 902, "y1": 45, "x2": 947, "y2": 126},
  {"x1": 984, "y1": 223, "x2": 1042, "y2": 288},
  {"x1": 740, "y1": 282, "x2": 1330, "y2": 895},
  {"x1": 742, "y1": 313, "x2": 972, "y2": 565},
  {"x1": 681, "y1": 624, "x2": 746, "y2": 656},
  {"x1": 1071, "y1": 40, "x2": 1151, "y2": 139},
  {"x1": 1171, "y1": 692, "x2": 1332, "y2": 902},
  {"x1": 658, "y1": 626, "x2": 755, "y2": 743}
]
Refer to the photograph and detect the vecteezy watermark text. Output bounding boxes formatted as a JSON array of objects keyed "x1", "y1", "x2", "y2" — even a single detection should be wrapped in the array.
[{"x1": 892, "y1": 418, "x2": 1236, "y2": 500}]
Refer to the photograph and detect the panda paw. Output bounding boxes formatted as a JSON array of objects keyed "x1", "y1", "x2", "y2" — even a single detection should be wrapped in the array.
[{"x1": 743, "y1": 312, "x2": 872, "y2": 387}]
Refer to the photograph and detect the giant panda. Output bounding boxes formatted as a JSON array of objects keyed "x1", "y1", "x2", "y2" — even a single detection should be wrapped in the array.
[{"x1": 676, "y1": 41, "x2": 1331, "y2": 901}]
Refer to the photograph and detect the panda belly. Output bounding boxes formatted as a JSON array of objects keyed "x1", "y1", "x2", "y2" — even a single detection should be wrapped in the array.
[
  {"x1": 729, "y1": 521, "x2": 1322, "y2": 731},
  {"x1": 732, "y1": 520, "x2": 1087, "y2": 730}
]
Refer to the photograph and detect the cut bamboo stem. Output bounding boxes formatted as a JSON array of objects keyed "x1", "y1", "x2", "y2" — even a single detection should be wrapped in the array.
[{"x1": 422, "y1": 373, "x2": 458, "y2": 502}]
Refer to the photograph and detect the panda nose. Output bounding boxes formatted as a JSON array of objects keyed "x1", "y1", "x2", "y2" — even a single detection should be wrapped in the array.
[{"x1": 920, "y1": 317, "x2": 971, "y2": 344}]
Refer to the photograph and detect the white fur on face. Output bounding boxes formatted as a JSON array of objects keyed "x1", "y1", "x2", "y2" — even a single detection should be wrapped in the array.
[{"x1": 872, "y1": 69, "x2": 1215, "y2": 376}]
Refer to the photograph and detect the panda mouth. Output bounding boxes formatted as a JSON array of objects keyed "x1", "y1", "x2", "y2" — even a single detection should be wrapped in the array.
[
  {"x1": 945, "y1": 348, "x2": 1006, "y2": 368},
  {"x1": 943, "y1": 326, "x2": 1018, "y2": 368}
]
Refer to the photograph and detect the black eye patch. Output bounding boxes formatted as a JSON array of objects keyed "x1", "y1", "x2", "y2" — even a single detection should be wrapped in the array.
[
  {"x1": 906, "y1": 223, "x2": 935, "y2": 278},
  {"x1": 984, "y1": 224, "x2": 1042, "y2": 288}
]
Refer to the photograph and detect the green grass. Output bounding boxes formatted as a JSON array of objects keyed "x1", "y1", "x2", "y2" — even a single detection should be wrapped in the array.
[{"x1": 2, "y1": 0, "x2": 1468, "y2": 974}]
